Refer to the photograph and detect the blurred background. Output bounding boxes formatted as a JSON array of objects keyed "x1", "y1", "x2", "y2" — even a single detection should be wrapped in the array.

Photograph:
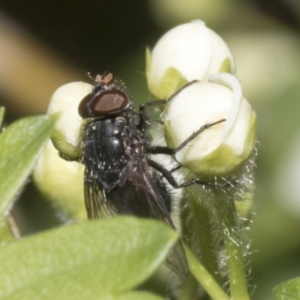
[{"x1": 1, "y1": 0, "x2": 300, "y2": 299}]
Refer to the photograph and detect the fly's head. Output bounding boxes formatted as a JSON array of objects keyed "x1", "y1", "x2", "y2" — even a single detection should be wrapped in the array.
[{"x1": 78, "y1": 73, "x2": 133, "y2": 119}]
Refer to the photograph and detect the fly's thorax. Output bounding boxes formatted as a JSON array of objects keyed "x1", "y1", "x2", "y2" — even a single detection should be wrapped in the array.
[{"x1": 82, "y1": 117, "x2": 128, "y2": 171}]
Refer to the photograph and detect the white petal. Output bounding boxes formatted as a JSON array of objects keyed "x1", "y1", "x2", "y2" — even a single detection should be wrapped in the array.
[
  {"x1": 209, "y1": 73, "x2": 253, "y2": 156},
  {"x1": 165, "y1": 81, "x2": 232, "y2": 119},
  {"x1": 149, "y1": 21, "x2": 212, "y2": 84},
  {"x1": 206, "y1": 29, "x2": 236, "y2": 76},
  {"x1": 224, "y1": 97, "x2": 252, "y2": 156},
  {"x1": 209, "y1": 73, "x2": 242, "y2": 143},
  {"x1": 165, "y1": 81, "x2": 234, "y2": 162}
]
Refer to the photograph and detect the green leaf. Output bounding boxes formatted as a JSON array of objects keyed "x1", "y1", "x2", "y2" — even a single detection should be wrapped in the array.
[
  {"x1": 0, "y1": 216, "x2": 177, "y2": 299},
  {"x1": 0, "y1": 107, "x2": 4, "y2": 128},
  {"x1": 273, "y1": 278, "x2": 300, "y2": 300},
  {"x1": 0, "y1": 115, "x2": 55, "y2": 216},
  {"x1": 0, "y1": 219, "x2": 14, "y2": 243}
]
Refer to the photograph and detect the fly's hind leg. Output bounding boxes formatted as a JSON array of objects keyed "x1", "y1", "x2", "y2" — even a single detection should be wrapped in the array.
[{"x1": 148, "y1": 159, "x2": 232, "y2": 189}]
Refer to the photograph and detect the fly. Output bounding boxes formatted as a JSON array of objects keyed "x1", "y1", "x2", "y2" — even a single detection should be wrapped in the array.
[{"x1": 78, "y1": 73, "x2": 225, "y2": 279}]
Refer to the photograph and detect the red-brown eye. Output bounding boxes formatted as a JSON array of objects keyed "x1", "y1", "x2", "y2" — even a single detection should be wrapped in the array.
[{"x1": 78, "y1": 88, "x2": 130, "y2": 118}]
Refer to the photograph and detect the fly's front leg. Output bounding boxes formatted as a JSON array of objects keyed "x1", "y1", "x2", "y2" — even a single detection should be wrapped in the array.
[
  {"x1": 137, "y1": 99, "x2": 167, "y2": 131},
  {"x1": 147, "y1": 119, "x2": 226, "y2": 155},
  {"x1": 137, "y1": 80, "x2": 198, "y2": 131},
  {"x1": 146, "y1": 119, "x2": 230, "y2": 188}
]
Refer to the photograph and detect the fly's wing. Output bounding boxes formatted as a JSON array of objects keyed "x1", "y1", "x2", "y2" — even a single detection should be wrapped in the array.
[
  {"x1": 83, "y1": 159, "x2": 189, "y2": 279},
  {"x1": 129, "y1": 160, "x2": 189, "y2": 279},
  {"x1": 83, "y1": 169, "x2": 116, "y2": 220}
]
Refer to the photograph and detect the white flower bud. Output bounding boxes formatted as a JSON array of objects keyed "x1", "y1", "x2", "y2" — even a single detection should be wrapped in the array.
[
  {"x1": 146, "y1": 20, "x2": 236, "y2": 99},
  {"x1": 47, "y1": 82, "x2": 93, "y2": 159},
  {"x1": 33, "y1": 82, "x2": 92, "y2": 220},
  {"x1": 33, "y1": 140, "x2": 86, "y2": 220},
  {"x1": 164, "y1": 73, "x2": 256, "y2": 176}
]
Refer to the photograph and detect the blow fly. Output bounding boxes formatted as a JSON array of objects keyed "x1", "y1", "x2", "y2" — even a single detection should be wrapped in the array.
[{"x1": 78, "y1": 73, "x2": 224, "y2": 278}]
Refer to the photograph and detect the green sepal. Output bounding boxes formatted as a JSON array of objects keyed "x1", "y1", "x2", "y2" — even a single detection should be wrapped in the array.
[
  {"x1": 146, "y1": 48, "x2": 188, "y2": 100},
  {"x1": 51, "y1": 127, "x2": 82, "y2": 161},
  {"x1": 219, "y1": 57, "x2": 233, "y2": 73}
]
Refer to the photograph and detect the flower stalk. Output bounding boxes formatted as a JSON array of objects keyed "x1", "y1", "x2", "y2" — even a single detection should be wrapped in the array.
[
  {"x1": 212, "y1": 188, "x2": 250, "y2": 300},
  {"x1": 182, "y1": 189, "x2": 222, "y2": 285}
]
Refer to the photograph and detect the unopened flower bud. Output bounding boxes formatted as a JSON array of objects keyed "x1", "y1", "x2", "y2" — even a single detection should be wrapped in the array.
[
  {"x1": 33, "y1": 82, "x2": 93, "y2": 220},
  {"x1": 33, "y1": 140, "x2": 86, "y2": 220},
  {"x1": 164, "y1": 73, "x2": 256, "y2": 176},
  {"x1": 146, "y1": 20, "x2": 236, "y2": 99}
]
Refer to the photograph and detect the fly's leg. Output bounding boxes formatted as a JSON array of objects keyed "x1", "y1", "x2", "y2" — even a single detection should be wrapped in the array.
[
  {"x1": 145, "y1": 119, "x2": 230, "y2": 188},
  {"x1": 137, "y1": 80, "x2": 198, "y2": 131},
  {"x1": 148, "y1": 159, "x2": 232, "y2": 189},
  {"x1": 157, "y1": 165, "x2": 182, "y2": 181},
  {"x1": 147, "y1": 119, "x2": 225, "y2": 155},
  {"x1": 167, "y1": 165, "x2": 182, "y2": 174}
]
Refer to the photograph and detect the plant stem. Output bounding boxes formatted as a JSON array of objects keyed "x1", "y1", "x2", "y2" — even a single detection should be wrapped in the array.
[
  {"x1": 189, "y1": 196, "x2": 223, "y2": 285},
  {"x1": 184, "y1": 243, "x2": 230, "y2": 300},
  {"x1": 213, "y1": 189, "x2": 250, "y2": 300}
]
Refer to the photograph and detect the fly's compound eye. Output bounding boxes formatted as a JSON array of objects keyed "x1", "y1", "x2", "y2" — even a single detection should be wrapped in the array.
[{"x1": 79, "y1": 88, "x2": 130, "y2": 118}]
